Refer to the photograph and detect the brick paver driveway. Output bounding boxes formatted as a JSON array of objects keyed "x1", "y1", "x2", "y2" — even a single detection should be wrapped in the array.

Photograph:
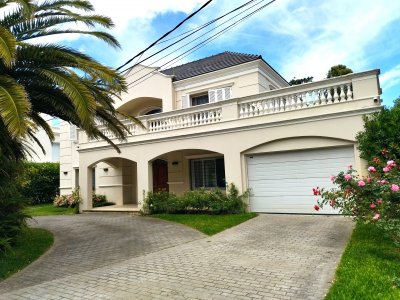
[{"x1": 0, "y1": 214, "x2": 353, "y2": 300}]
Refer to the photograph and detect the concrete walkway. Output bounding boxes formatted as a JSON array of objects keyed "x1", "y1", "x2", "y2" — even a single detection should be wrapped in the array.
[{"x1": 0, "y1": 214, "x2": 353, "y2": 300}]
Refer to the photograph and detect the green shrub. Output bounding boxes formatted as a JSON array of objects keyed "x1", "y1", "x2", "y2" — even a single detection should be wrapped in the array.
[
  {"x1": 19, "y1": 162, "x2": 60, "y2": 204},
  {"x1": 143, "y1": 183, "x2": 248, "y2": 215},
  {"x1": 0, "y1": 158, "x2": 29, "y2": 252},
  {"x1": 92, "y1": 194, "x2": 115, "y2": 207}
]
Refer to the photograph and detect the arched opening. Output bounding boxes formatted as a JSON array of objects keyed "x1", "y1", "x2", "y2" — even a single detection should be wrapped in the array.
[
  {"x1": 151, "y1": 149, "x2": 225, "y2": 195},
  {"x1": 88, "y1": 157, "x2": 138, "y2": 209},
  {"x1": 117, "y1": 97, "x2": 162, "y2": 117}
]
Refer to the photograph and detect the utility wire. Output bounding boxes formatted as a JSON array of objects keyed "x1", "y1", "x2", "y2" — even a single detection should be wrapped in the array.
[
  {"x1": 126, "y1": 0, "x2": 276, "y2": 89},
  {"x1": 120, "y1": 0, "x2": 258, "y2": 74},
  {"x1": 116, "y1": 0, "x2": 213, "y2": 71},
  {"x1": 122, "y1": 0, "x2": 264, "y2": 78}
]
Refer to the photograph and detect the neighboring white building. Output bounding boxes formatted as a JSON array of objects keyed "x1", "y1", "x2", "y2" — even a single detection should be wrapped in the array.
[
  {"x1": 28, "y1": 121, "x2": 60, "y2": 163},
  {"x1": 59, "y1": 51, "x2": 382, "y2": 214}
]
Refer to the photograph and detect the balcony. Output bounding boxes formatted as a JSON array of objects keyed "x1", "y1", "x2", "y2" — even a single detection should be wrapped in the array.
[{"x1": 78, "y1": 70, "x2": 381, "y2": 150}]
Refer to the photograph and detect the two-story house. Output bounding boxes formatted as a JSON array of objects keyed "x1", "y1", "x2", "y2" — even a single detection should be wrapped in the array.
[{"x1": 59, "y1": 51, "x2": 381, "y2": 214}]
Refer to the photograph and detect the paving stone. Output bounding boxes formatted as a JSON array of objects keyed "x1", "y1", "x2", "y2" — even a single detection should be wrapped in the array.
[{"x1": 0, "y1": 214, "x2": 353, "y2": 300}]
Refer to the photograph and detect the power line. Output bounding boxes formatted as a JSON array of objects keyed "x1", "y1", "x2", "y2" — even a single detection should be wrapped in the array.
[
  {"x1": 116, "y1": 0, "x2": 213, "y2": 71},
  {"x1": 120, "y1": 0, "x2": 258, "y2": 74},
  {"x1": 126, "y1": 0, "x2": 276, "y2": 89},
  {"x1": 126, "y1": 0, "x2": 265, "y2": 78}
]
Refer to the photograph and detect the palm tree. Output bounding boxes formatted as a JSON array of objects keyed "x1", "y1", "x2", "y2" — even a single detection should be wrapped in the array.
[{"x1": 0, "y1": 0, "x2": 134, "y2": 159}]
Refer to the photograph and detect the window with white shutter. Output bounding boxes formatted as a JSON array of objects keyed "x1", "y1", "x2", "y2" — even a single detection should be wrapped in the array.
[
  {"x1": 189, "y1": 86, "x2": 232, "y2": 107},
  {"x1": 181, "y1": 95, "x2": 189, "y2": 109}
]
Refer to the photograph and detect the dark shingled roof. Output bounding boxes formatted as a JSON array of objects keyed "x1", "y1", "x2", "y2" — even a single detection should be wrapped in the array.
[{"x1": 160, "y1": 51, "x2": 261, "y2": 81}]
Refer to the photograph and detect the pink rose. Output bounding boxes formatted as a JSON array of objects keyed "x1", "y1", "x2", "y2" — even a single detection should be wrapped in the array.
[
  {"x1": 344, "y1": 174, "x2": 352, "y2": 181},
  {"x1": 357, "y1": 180, "x2": 366, "y2": 187},
  {"x1": 367, "y1": 177, "x2": 373, "y2": 183},
  {"x1": 329, "y1": 175, "x2": 335, "y2": 182},
  {"x1": 387, "y1": 160, "x2": 396, "y2": 167},
  {"x1": 370, "y1": 203, "x2": 376, "y2": 209},
  {"x1": 372, "y1": 213, "x2": 380, "y2": 221},
  {"x1": 383, "y1": 167, "x2": 390, "y2": 173},
  {"x1": 378, "y1": 180, "x2": 387, "y2": 185},
  {"x1": 391, "y1": 184, "x2": 399, "y2": 192},
  {"x1": 367, "y1": 166, "x2": 376, "y2": 172},
  {"x1": 377, "y1": 199, "x2": 383, "y2": 204},
  {"x1": 314, "y1": 205, "x2": 320, "y2": 211}
]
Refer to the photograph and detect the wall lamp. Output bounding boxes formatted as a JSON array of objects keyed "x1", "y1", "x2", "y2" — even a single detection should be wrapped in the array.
[{"x1": 103, "y1": 168, "x2": 108, "y2": 172}]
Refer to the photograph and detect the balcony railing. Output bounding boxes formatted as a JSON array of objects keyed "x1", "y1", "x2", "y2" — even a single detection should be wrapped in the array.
[{"x1": 82, "y1": 70, "x2": 380, "y2": 145}]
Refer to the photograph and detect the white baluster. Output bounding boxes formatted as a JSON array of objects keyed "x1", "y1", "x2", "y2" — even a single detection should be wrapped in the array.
[
  {"x1": 347, "y1": 83, "x2": 352, "y2": 100},
  {"x1": 333, "y1": 87, "x2": 339, "y2": 103},
  {"x1": 327, "y1": 89, "x2": 332, "y2": 104},
  {"x1": 339, "y1": 85, "x2": 346, "y2": 101},
  {"x1": 279, "y1": 97, "x2": 285, "y2": 111}
]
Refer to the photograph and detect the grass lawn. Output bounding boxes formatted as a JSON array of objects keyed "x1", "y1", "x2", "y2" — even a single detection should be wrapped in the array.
[
  {"x1": 25, "y1": 203, "x2": 75, "y2": 216},
  {"x1": 151, "y1": 213, "x2": 257, "y2": 235},
  {"x1": 0, "y1": 228, "x2": 53, "y2": 280},
  {"x1": 326, "y1": 222, "x2": 400, "y2": 300}
]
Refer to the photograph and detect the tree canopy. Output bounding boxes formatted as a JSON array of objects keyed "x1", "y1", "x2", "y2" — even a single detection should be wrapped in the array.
[
  {"x1": 0, "y1": 0, "x2": 135, "y2": 160},
  {"x1": 289, "y1": 76, "x2": 313, "y2": 86},
  {"x1": 327, "y1": 64, "x2": 353, "y2": 78},
  {"x1": 356, "y1": 98, "x2": 400, "y2": 164}
]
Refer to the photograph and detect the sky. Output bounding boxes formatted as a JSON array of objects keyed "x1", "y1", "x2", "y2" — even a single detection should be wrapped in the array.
[{"x1": 42, "y1": 0, "x2": 400, "y2": 106}]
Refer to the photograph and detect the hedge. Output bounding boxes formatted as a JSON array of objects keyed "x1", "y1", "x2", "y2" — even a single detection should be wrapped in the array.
[{"x1": 19, "y1": 162, "x2": 60, "y2": 205}]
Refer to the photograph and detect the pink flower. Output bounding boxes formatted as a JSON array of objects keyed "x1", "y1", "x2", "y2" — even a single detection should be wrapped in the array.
[
  {"x1": 377, "y1": 199, "x2": 383, "y2": 205},
  {"x1": 357, "y1": 180, "x2": 365, "y2": 187},
  {"x1": 370, "y1": 203, "x2": 376, "y2": 209},
  {"x1": 367, "y1": 177, "x2": 373, "y2": 183},
  {"x1": 372, "y1": 213, "x2": 380, "y2": 221},
  {"x1": 383, "y1": 167, "x2": 390, "y2": 173},
  {"x1": 378, "y1": 180, "x2": 388, "y2": 185},
  {"x1": 387, "y1": 160, "x2": 396, "y2": 167},
  {"x1": 312, "y1": 188, "x2": 320, "y2": 196},
  {"x1": 391, "y1": 184, "x2": 399, "y2": 192},
  {"x1": 367, "y1": 166, "x2": 376, "y2": 172},
  {"x1": 347, "y1": 164, "x2": 353, "y2": 169},
  {"x1": 314, "y1": 205, "x2": 320, "y2": 211},
  {"x1": 344, "y1": 174, "x2": 352, "y2": 181},
  {"x1": 329, "y1": 175, "x2": 335, "y2": 182}
]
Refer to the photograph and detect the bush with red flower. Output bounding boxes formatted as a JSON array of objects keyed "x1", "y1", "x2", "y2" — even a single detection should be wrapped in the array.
[{"x1": 314, "y1": 160, "x2": 400, "y2": 245}]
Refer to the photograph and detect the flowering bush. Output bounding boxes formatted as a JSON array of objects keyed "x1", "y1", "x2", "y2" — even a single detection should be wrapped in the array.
[
  {"x1": 53, "y1": 188, "x2": 81, "y2": 208},
  {"x1": 314, "y1": 160, "x2": 400, "y2": 245}
]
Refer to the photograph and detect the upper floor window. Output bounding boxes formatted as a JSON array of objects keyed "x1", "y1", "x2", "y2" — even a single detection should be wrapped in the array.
[
  {"x1": 182, "y1": 86, "x2": 232, "y2": 108},
  {"x1": 191, "y1": 93, "x2": 209, "y2": 106}
]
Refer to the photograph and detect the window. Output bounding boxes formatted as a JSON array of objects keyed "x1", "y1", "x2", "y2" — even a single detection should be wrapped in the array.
[
  {"x1": 182, "y1": 86, "x2": 232, "y2": 108},
  {"x1": 190, "y1": 157, "x2": 226, "y2": 189},
  {"x1": 191, "y1": 94, "x2": 209, "y2": 106}
]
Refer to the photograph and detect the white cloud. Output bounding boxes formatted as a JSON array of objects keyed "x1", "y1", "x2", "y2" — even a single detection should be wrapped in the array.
[{"x1": 381, "y1": 65, "x2": 400, "y2": 91}]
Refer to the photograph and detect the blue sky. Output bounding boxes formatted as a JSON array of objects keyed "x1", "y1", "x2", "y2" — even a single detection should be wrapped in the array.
[{"x1": 54, "y1": 0, "x2": 400, "y2": 106}]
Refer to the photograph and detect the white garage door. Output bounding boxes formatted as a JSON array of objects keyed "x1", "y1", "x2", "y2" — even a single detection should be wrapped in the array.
[{"x1": 247, "y1": 147, "x2": 354, "y2": 214}]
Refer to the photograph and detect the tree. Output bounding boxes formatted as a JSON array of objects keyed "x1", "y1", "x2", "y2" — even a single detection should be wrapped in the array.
[
  {"x1": 326, "y1": 64, "x2": 353, "y2": 78},
  {"x1": 356, "y1": 98, "x2": 400, "y2": 165},
  {"x1": 0, "y1": 0, "x2": 134, "y2": 252},
  {"x1": 289, "y1": 76, "x2": 313, "y2": 86},
  {"x1": 0, "y1": 0, "x2": 136, "y2": 158}
]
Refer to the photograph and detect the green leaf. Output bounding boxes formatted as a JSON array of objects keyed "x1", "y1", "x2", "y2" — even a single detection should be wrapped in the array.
[
  {"x1": 0, "y1": 26, "x2": 16, "y2": 67},
  {"x1": 0, "y1": 75, "x2": 30, "y2": 137}
]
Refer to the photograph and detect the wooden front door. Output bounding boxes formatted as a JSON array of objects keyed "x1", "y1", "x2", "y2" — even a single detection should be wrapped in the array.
[{"x1": 152, "y1": 159, "x2": 169, "y2": 192}]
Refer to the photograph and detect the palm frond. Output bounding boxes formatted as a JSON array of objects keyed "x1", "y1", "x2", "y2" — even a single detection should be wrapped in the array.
[
  {"x1": 0, "y1": 26, "x2": 16, "y2": 67},
  {"x1": 18, "y1": 29, "x2": 120, "y2": 48},
  {"x1": 29, "y1": 111, "x2": 55, "y2": 141},
  {"x1": 0, "y1": 75, "x2": 30, "y2": 137},
  {"x1": 39, "y1": 68, "x2": 95, "y2": 128}
]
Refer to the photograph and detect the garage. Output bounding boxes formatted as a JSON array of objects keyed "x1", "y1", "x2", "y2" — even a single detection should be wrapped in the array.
[{"x1": 247, "y1": 146, "x2": 355, "y2": 214}]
